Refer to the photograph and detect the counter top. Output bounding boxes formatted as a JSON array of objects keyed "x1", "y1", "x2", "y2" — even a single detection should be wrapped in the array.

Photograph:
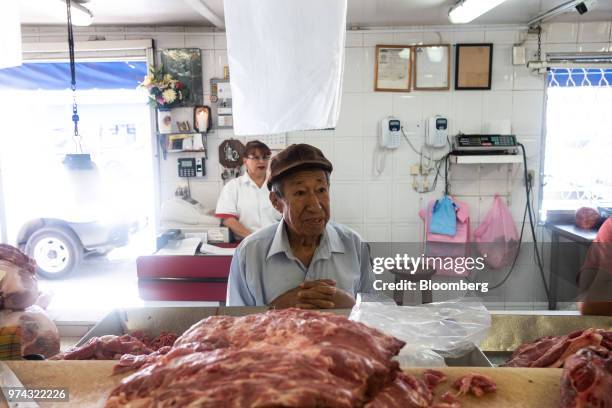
[{"x1": 3, "y1": 361, "x2": 562, "y2": 408}]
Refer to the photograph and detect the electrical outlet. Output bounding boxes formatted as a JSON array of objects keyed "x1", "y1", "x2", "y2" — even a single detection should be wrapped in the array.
[{"x1": 526, "y1": 170, "x2": 535, "y2": 186}]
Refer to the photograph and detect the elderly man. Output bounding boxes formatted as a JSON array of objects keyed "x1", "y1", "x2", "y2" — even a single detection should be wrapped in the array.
[{"x1": 226, "y1": 144, "x2": 373, "y2": 308}]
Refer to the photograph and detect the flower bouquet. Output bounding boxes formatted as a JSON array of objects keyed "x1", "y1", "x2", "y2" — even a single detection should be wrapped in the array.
[{"x1": 139, "y1": 66, "x2": 188, "y2": 109}]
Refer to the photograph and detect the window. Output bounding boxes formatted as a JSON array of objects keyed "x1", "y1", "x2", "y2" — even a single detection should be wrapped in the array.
[
  {"x1": 541, "y1": 68, "x2": 612, "y2": 219},
  {"x1": 0, "y1": 60, "x2": 154, "y2": 313}
]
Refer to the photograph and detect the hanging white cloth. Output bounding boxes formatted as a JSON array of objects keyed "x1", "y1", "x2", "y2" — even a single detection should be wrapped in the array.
[{"x1": 224, "y1": 0, "x2": 347, "y2": 135}]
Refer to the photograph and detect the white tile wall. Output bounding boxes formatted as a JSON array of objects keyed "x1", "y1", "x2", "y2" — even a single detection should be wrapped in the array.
[{"x1": 20, "y1": 21, "x2": 612, "y2": 308}]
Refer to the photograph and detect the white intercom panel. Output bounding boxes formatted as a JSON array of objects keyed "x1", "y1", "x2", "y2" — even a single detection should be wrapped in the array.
[
  {"x1": 380, "y1": 117, "x2": 401, "y2": 149},
  {"x1": 425, "y1": 115, "x2": 448, "y2": 148}
]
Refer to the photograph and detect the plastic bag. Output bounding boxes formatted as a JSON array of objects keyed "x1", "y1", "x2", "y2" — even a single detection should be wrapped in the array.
[
  {"x1": 0, "y1": 244, "x2": 39, "y2": 310},
  {"x1": 0, "y1": 305, "x2": 60, "y2": 358},
  {"x1": 349, "y1": 298, "x2": 491, "y2": 367},
  {"x1": 473, "y1": 195, "x2": 519, "y2": 269}
]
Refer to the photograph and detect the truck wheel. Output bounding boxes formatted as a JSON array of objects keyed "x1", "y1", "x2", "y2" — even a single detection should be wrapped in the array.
[{"x1": 25, "y1": 226, "x2": 83, "y2": 279}]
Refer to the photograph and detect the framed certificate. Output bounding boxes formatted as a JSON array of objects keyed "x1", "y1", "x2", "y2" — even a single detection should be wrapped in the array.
[
  {"x1": 374, "y1": 45, "x2": 412, "y2": 92},
  {"x1": 455, "y1": 43, "x2": 493, "y2": 90},
  {"x1": 414, "y1": 44, "x2": 451, "y2": 90}
]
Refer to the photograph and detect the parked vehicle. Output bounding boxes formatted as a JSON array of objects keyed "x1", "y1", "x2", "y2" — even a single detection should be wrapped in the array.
[{"x1": 10, "y1": 157, "x2": 138, "y2": 279}]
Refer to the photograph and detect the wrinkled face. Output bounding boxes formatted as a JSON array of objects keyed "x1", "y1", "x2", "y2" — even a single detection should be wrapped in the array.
[
  {"x1": 270, "y1": 169, "x2": 331, "y2": 239},
  {"x1": 243, "y1": 148, "x2": 270, "y2": 179}
]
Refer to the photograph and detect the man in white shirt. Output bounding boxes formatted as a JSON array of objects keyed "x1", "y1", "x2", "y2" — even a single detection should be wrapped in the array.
[{"x1": 215, "y1": 140, "x2": 281, "y2": 239}]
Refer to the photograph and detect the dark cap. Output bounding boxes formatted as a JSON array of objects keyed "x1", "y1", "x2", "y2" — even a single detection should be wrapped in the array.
[
  {"x1": 244, "y1": 140, "x2": 271, "y2": 157},
  {"x1": 267, "y1": 144, "x2": 333, "y2": 190}
]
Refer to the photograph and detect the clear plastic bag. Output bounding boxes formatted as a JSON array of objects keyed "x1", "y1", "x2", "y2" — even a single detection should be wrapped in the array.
[{"x1": 349, "y1": 298, "x2": 491, "y2": 366}]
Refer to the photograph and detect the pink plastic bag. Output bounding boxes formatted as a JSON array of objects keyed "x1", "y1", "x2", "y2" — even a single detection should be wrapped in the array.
[{"x1": 473, "y1": 195, "x2": 519, "y2": 269}]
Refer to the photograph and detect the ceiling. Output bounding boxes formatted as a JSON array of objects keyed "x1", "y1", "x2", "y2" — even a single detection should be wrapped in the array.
[{"x1": 19, "y1": 0, "x2": 612, "y2": 27}]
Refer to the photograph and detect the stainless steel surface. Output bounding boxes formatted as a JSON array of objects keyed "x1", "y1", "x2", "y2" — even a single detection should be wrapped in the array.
[
  {"x1": 0, "y1": 361, "x2": 40, "y2": 408},
  {"x1": 79, "y1": 307, "x2": 491, "y2": 367},
  {"x1": 480, "y1": 314, "x2": 612, "y2": 366},
  {"x1": 480, "y1": 314, "x2": 612, "y2": 352}
]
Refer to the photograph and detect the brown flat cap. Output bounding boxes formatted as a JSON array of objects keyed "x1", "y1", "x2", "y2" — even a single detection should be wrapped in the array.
[{"x1": 267, "y1": 144, "x2": 333, "y2": 190}]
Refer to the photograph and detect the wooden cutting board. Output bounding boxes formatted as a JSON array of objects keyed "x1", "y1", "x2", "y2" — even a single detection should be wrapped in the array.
[{"x1": 2, "y1": 361, "x2": 561, "y2": 407}]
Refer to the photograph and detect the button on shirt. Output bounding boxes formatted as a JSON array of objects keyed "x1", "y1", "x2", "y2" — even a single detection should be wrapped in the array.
[
  {"x1": 227, "y1": 220, "x2": 374, "y2": 306},
  {"x1": 215, "y1": 173, "x2": 281, "y2": 232}
]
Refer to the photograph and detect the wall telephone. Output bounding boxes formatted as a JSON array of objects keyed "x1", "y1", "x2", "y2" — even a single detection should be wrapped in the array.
[
  {"x1": 425, "y1": 115, "x2": 448, "y2": 148},
  {"x1": 178, "y1": 157, "x2": 206, "y2": 177},
  {"x1": 380, "y1": 117, "x2": 401, "y2": 149}
]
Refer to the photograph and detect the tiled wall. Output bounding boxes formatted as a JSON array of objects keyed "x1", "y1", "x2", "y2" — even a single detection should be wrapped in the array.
[{"x1": 21, "y1": 21, "x2": 612, "y2": 308}]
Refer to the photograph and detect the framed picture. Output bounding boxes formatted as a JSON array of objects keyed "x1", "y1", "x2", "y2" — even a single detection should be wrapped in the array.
[
  {"x1": 161, "y1": 48, "x2": 203, "y2": 105},
  {"x1": 375, "y1": 45, "x2": 412, "y2": 92},
  {"x1": 414, "y1": 44, "x2": 451, "y2": 90},
  {"x1": 455, "y1": 43, "x2": 493, "y2": 90}
]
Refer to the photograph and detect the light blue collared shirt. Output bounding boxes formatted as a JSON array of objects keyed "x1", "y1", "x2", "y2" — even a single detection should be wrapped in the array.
[{"x1": 226, "y1": 220, "x2": 374, "y2": 306}]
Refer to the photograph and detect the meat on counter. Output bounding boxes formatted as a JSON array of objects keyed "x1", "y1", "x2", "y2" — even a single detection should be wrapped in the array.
[
  {"x1": 503, "y1": 328, "x2": 612, "y2": 368},
  {"x1": 52, "y1": 331, "x2": 177, "y2": 361},
  {"x1": 560, "y1": 347, "x2": 612, "y2": 408},
  {"x1": 108, "y1": 308, "x2": 407, "y2": 408}
]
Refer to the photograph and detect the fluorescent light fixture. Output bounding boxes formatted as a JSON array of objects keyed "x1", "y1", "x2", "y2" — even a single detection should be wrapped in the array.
[{"x1": 448, "y1": 0, "x2": 508, "y2": 24}]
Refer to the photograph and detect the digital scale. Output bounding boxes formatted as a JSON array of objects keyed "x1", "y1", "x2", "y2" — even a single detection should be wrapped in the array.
[{"x1": 453, "y1": 134, "x2": 518, "y2": 154}]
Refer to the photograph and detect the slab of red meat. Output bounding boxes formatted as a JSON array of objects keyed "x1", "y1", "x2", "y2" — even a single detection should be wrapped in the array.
[
  {"x1": 107, "y1": 344, "x2": 368, "y2": 408},
  {"x1": 129, "y1": 330, "x2": 178, "y2": 351},
  {"x1": 453, "y1": 373, "x2": 497, "y2": 397},
  {"x1": 432, "y1": 392, "x2": 461, "y2": 408},
  {"x1": 174, "y1": 308, "x2": 405, "y2": 398},
  {"x1": 503, "y1": 328, "x2": 611, "y2": 368},
  {"x1": 422, "y1": 369, "x2": 447, "y2": 391},
  {"x1": 560, "y1": 347, "x2": 612, "y2": 408},
  {"x1": 52, "y1": 334, "x2": 152, "y2": 360},
  {"x1": 364, "y1": 372, "x2": 433, "y2": 408},
  {"x1": 112, "y1": 346, "x2": 172, "y2": 375},
  {"x1": 108, "y1": 309, "x2": 407, "y2": 407}
]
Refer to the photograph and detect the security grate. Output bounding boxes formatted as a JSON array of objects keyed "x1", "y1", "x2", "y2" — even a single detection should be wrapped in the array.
[{"x1": 548, "y1": 68, "x2": 612, "y2": 88}]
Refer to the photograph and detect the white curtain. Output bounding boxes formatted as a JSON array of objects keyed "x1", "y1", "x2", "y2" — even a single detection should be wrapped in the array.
[{"x1": 224, "y1": 0, "x2": 347, "y2": 135}]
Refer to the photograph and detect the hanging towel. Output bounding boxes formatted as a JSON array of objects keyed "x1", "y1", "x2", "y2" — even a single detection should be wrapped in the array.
[
  {"x1": 430, "y1": 195, "x2": 458, "y2": 236},
  {"x1": 224, "y1": 0, "x2": 347, "y2": 135}
]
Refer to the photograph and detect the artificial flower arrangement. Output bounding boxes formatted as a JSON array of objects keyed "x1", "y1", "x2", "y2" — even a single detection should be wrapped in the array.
[{"x1": 139, "y1": 66, "x2": 188, "y2": 109}]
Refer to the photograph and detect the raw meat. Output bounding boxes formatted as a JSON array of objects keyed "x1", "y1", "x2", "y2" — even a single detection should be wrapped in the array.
[
  {"x1": 0, "y1": 244, "x2": 39, "y2": 310},
  {"x1": 423, "y1": 369, "x2": 447, "y2": 390},
  {"x1": 113, "y1": 346, "x2": 172, "y2": 375},
  {"x1": 129, "y1": 330, "x2": 178, "y2": 351},
  {"x1": 174, "y1": 308, "x2": 405, "y2": 397},
  {"x1": 453, "y1": 373, "x2": 497, "y2": 397},
  {"x1": 432, "y1": 392, "x2": 461, "y2": 408},
  {"x1": 560, "y1": 347, "x2": 612, "y2": 408},
  {"x1": 52, "y1": 334, "x2": 152, "y2": 360},
  {"x1": 503, "y1": 328, "x2": 611, "y2": 368},
  {"x1": 108, "y1": 344, "x2": 367, "y2": 408},
  {"x1": 108, "y1": 309, "x2": 407, "y2": 407},
  {"x1": 364, "y1": 372, "x2": 433, "y2": 408},
  {"x1": 0, "y1": 305, "x2": 59, "y2": 358},
  {"x1": 575, "y1": 207, "x2": 600, "y2": 230}
]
